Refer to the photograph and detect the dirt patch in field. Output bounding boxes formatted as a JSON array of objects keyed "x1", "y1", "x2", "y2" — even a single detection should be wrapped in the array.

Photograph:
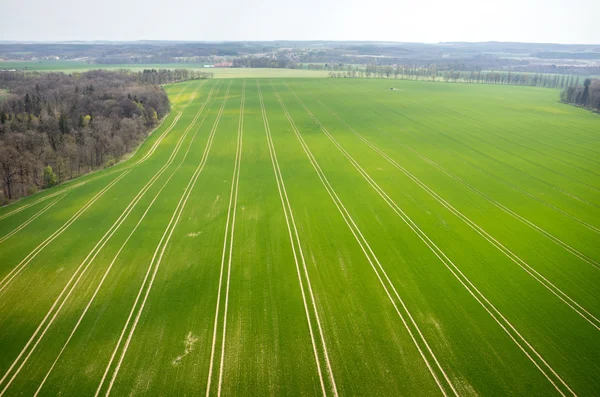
[
  {"x1": 172, "y1": 332, "x2": 199, "y2": 366},
  {"x1": 207, "y1": 195, "x2": 221, "y2": 219},
  {"x1": 456, "y1": 378, "x2": 478, "y2": 396}
]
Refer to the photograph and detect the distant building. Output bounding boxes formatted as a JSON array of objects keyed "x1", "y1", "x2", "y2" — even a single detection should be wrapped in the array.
[
  {"x1": 214, "y1": 62, "x2": 233, "y2": 68},
  {"x1": 204, "y1": 65, "x2": 215, "y2": 68}
]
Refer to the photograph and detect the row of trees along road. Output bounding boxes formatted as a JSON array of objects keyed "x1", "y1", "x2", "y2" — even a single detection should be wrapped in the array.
[
  {"x1": 0, "y1": 69, "x2": 209, "y2": 203},
  {"x1": 327, "y1": 64, "x2": 587, "y2": 89}
]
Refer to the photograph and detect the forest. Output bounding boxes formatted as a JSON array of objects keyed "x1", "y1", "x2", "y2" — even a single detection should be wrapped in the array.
[{"x1": 0, "y1": 70, "x2": 185, "y2": 202}]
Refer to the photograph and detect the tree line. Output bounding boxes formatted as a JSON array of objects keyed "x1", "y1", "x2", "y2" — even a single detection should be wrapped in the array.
[
  {"x1": 232, "y1": 57, "x2": 291, "y2": 69},
  {"x1": 136, "y1": 69, "x2": 213, "y2": 85},
  {"x1": 327, "y1": 64, "x2": 585, "y2": 89},
  {"x1": 0, "y1": 70, "x2": 171, "y2": 203},
  {"x1": 561, "y1": 79, "x2": 600, "y2": 111}
]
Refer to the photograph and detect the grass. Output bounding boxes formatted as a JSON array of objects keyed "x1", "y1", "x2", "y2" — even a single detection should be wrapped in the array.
[{"x1": 0, "y1": 78, "x2": 598, "y2": 396}]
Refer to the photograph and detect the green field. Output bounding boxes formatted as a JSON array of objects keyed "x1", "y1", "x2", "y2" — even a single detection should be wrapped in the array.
[{"x1": 0, "y1": 78, "x2": 598, "y2": 396}]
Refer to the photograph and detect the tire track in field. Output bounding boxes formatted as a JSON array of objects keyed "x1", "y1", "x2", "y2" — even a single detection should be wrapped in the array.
[
  {"x1": 478, "y1": 105, "x2": 600, "y2": 155},
  {"x1": 95, "y1": 81, "x2": 232, "y2": 397},
  {"x1": 401, "y1": 123, "x2": 600, "y2": 234},
  {"x1": 0, "y1": 81, "x2": 194, "y2": 224},
  {"x1": 32, "y1": 81, "x2": 223, "y2": 397},
  {"x1": 426, "y1": 105, "x2": 600, "y2": 209},
  {"x1": 405, "y1": 132, "x2": 600, "y2": 233},
  {"x1": 271, "y1": 82, "x2": 458, "y2": 397},
  {"x1": 134, "y1": 111, "x2": 184, "y2": 165},
  {"x1": 436, "y1": 103, "x2": 600, "y2": 182},
  {"x1": 205, "y1": 80, "x2": 245, "y2": 397},
  {"x1": 332, "y1": 81, "x2": 600, "y2": 216},
  {"x1": 283, "y1": 85, "x2": 577, "y2": 396},
  {"x1": 257, "y1": 81, "x2": 337, "y2": 397},
  {"x1": 380, "y1": 82, "x2": 600, "y2": 201},
  {"x1": 0, "y1": 81, "x2": 220, "y2": 396},
  {"x1": 168, "y1": 79, "x2": 195, "y2": 106},
  {"x1": 0, "y1": 194, "x2": 66, "y2": 245},
  {"x1": 292, "y1": 88, "x2": 600, "y2": 329},
  {"x1": 412, "y1": 155, "x2": 600, "y2": 270},
  {"x1": 457, "y1": 105, "x2": 600, "y2": 166},
  {"x1": 0, "y1": 182, "x2": 85, "y2": 222},
  {"x1": 376, "y1": 132, "x2": 600, "y2": 270},
  {"x1": 134, "y1": 81, "x2": 206, "y2": 166},
  {"x1": 382, "y1": 118, "x2": 600, "y2": 236},
  {"x1": 331, "y1": 99, "x2": 600, "y2": 268},
  {"x1": 333, "y1": 84, "x2": 600, "y2": 235},
  {"x1": 0, "y1": 170, "x2": 130, "y2": 297}
]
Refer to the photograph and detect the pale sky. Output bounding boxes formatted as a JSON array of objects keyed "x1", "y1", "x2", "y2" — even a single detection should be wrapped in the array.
[{"x1": 2, "y1": 0, "x2": 599, "y2": 44}]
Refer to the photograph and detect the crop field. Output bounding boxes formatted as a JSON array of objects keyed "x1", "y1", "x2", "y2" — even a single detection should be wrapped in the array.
[{"x1": 0, "y1": 78, "x2": 599, "y2": 396}]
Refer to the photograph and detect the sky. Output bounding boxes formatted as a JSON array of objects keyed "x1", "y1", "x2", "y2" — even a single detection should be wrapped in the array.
[{"x1": 2, "y1": 0, "x2": 599, "y2": 44}]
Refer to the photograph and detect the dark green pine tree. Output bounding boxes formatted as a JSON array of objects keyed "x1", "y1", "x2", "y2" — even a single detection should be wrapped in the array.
[
  {"x1": 581, "y1": 78, "x2": 592, "y2": 106},
  {"x1": 24, "y1": 93, "x2": 32, "y2": 113},
  {"x1": 58, "y1": 113, "x2": 70, "y2": 134}
]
